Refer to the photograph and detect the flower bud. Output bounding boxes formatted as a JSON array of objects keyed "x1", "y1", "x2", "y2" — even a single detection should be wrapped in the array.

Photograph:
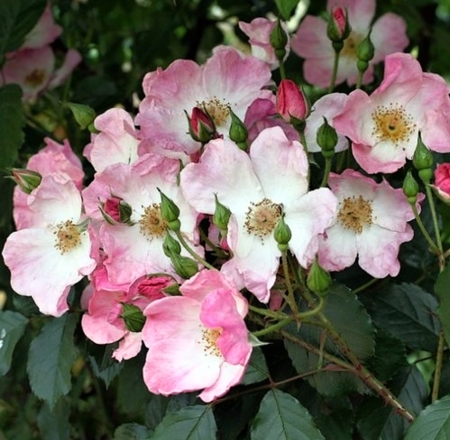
[
  {"x1": 100, "y1": 196, "x2": 133, "y2": 225},
  {"x1": 185, "y1": 107, "x2": 216, "y2": 144},
  {"x1": 413, "y1": 134, "x2": 433, "y2": 183},
  {"x1": 65, "y1": 102, "x2": 97, "y2": 131},
  {"x1": 316, "y1": 117, "x2": 338, "y2": 158},
  {"x1": 356, "y1": 31, "x2": 374, "y2": 75},
  {"x1": 213, "y1": 194, "x2": 231, "y2": 234},
  {"x1": 121, "y1": 303, "x2": 145, "y2": 332},
  {"x1": 306, "y1": 259, "x2": 332, "y2": 297},
  {"x1": 162, "y1": 232, "x2": 182, "y2": 257},
  {"x1": 170, "y1": 253, "x2": 198, "y2": 279},
  {"x1": 432, "y1": 163, "x2": 450, "y2": 204},
  {"x1": 158, "y1": 188, "x2": 180, "y2": 231},
  {"x1": 327, "y1": 7, "x2": 351, "y2": 43},
  {"x1": 276, "y1": 79, "x2": 310, "y2": 124},
  {"x1": 7, "y1": 168, "x2": 42, "y2": 194},
  {"x1": 269, "y1": 19, "x2": 288, "y2": 61},
  {"x1": 402, "y1": 171, "x2": 419, "y2": 204},
  {"x1": 228, "y1": 108, "x2": 248, "y2": 150},
  {"x1": 273, "y1": 214, "x2": 291, "y2": 252}
]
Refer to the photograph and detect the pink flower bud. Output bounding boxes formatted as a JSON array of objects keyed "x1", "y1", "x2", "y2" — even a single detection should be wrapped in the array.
[
  {"x1": 187, "y1": 106, "x2": 217, "y2": 143},
  {"x1": 100, "y1": 197, "x2": 132, "y2": 224},
  {"x1": 433, "y1": 163, "x2": 450, "y2": 203},
  {"x1": 9, "y1": 168, "x2": 42, "y2": 194},
  {"x1": 327, "y1": 7, "x2": 350, "y2": 42},
  {"x1": 276, "y1": 79, "x2": 309, "y2": 123}
]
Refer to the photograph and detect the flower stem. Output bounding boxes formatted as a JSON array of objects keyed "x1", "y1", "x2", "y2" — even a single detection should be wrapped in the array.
[
  {"x1": 320, "y1": 156, "x2": 333, "y2": 187},
  {"x1": 425, "y1": 184, "x2": 444, "y2": 260},
  {"x1": 328, "y1": 50, "x2": 340, "y2": 93},
  {"x1": 411, "y1": 202, "x2": 440, "y2": 255},
  {"x1": 279, "y1": 61, "x2": 286, "y2": 80},
  {"x1": 432, "y1": 330, "x2": 446, "y2": 402},
  {"x1": 356, "y1": 70, "x2": 363, "y2": 89},
  {"x1": 281, "y1": 251, "x2": 299, "y2": 315},
  {"x1": 174, "y1": 230, "x2": 216, "y2": 270}
]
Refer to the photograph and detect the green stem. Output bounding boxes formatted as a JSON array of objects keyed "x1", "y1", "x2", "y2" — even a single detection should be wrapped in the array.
[
  {"x1": 352, "y1": 277, "x2": 378, "y2": 295},
  {"x1": 252, "y1": 317, "x2": 294, "y2": 338},
  {"x1": 425, "y1": 184, "x2": 444, "y2": 257},
  {"x1": 411, "y1": 202, "x2": 440, "y2": 254},
  {"x1": 320, "y1": 156, "x2": 333, "y2": 187},
  {"x1": 199, "y1": 227, "x2": 228, "y2": 258},
  {"x1": 281, "y1": 251, "x2": 299, "y2": 315},
  {"x1": 328, "y1": 50, "x2": 340, "y2": 93},
  {"x1": 356, "y1": 69, "x2": 364, "y2": 89},
  {"x1": 174, "y1": 230, "x2": 216, "y2": 270},
  {"x1": 279, "y1": 61, "x2": 286, "y2": 80}
]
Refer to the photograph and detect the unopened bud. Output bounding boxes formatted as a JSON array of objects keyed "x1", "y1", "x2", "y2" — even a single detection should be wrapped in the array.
[
  {"x1": 327, "y1": 7, "x2": 351, "y2": 43},
  {"x1": 273, "y1": 214, "x2": 291, "y2": 252},
  {"x1": 163, "y1": 232, "x2": 182, "y2": 257},
  {"x1": 306, "y1": 259, "x2": 332, "y2": 296},
  {"x1": 316, "y1": 117, "x2": 338, "y2": 158},
  {"x1": 229, "y1": 108, "x2": 248, "y2": 150},
  {"x1": 65, "y1": 102, "x2": 97, "y2": 131},
  {"x1": 413, "y1": 134, "x2": 433, "y2": 183},
  {"x1": 186, "y1": 107, "x2": 216, "y2": 144},
  {"x1": 276, "y1": 79, "x2": 310, "y2": 124},
  {"x1": 402, "y1": 171, "x2": 419, "y2": 204},
  {"x1": 357, "y1": 31, "x2": 374, "y2": 74},
  {"x1": 170, "y1": 253, "x2": 198, "y2": 279},
  {"x1": 213, "y1": 194, "x2": 231, "y2": 233},
  {"x1": 7, "y1": 168, "x2": 42, "y2": 194},
  {"x1": 158, "y1": 189, "x2": 180, "y2": 230},
  {"x1": 270, "y1": 19, "x2": 288, "y2": 60},
  {"x1": 100, "y1": 196, "x2": 133, "y2": 225},
  {"x1": 121, "y1": 303, "x2": 145, "y2": 332}
]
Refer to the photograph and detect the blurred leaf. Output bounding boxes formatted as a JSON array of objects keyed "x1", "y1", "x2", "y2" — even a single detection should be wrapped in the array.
[
  {"x1": 37, "y1": 400, "x2": 71, "y2": 440},
  {"x1": 114, "y1": 423, "x2": 151, "y2": 440},
  {"x1": 251, "y1": 389, "x2": 325, "y2": 440},
  {"x1": 0, "y1": 0, "x2": 46, "y2": 55},
  {"x1": 88, "y1": 343, "x2": 123, "y2": 388},
  {"x1": 435, "y1": 263, "x2": 450, "y2": 348},
  {"x1": 242, "y1": 347, "x2": 269, "y2": 386},
  {"x1": 275, "y1": 0, "x2": 299, "y2": 20},
  {"x1": 145, "y1": 395, "x2": 170, "y2": 431},
  {"x1": 357, "y1": 366, "x2": 428, "y2": 440},
  {"x1": 405, "y1": 394, "x2": 450, "y2": 439},
  {"x1": 360, "y1": 283, "x2": 440, "y2": 352},
  {"x1": 27, "y1": 314, "x2": 78, "y2": 410},
  {"x1": 0, "y1": 310, "x2": 28, "y2": 376},
  {"x1": 150, "y1": 405, "x2": 217, "y2": 440},
  {"x1": 0, "y1": 84, "x2": 25, "y2": 168}
]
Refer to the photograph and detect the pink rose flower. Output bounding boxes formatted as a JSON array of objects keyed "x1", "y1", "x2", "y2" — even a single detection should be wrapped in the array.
[
  {"x1": 291, "y1": 0, "x2": 409, "y2": 88},
  {"x1": 142, "y1": 269, "x2": 252, "y2": 402},
  {"x1": 333, "y1": 53, "x2": 450, "y2": 173},
  {"x1": 276, "y1": 79, "x2": 309, "y2": 123},
  {"x1": 318, "y1": 169, "x2": 416, "y2": 278},
  {"x1": 432, "y1": 163, "x2": 450, "y2": 203}
]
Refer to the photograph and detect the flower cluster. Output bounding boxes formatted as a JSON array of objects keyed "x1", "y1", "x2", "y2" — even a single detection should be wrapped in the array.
[{"x1": 4, "y1": 0, "x2": 450, "y2": 405}]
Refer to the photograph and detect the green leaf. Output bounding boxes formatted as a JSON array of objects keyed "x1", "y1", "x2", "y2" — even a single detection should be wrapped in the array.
[
  {"x1": 0, "y1": 310, "x2": 28, "y2": 376},
  {"x1": 405, "y1": 395, "x2": 450, "y2": 439},
  {"x1": 275, "y1": 0, "x2": 299, "y2": 20},
  {"x1": 435, "y1": 264, "x2": 450, "y2": 348},
  {"x1": 37, "y1": 400, "x2": 71, "y2": 440},
  {"x1": 360, "y1": 283, "x2": 440, "y2": 352},
  {"x1": 114, "y1": 423, "x2": 152, "y2": 440},
  {"x1": 150, "y1": 405, "x2": 217, "y2": 440},
  {"x1": 251, "y1": 389, "x2": 325, "y2": 440},
  {"x1": 0, "y1": 0, "x2": 46, "y2": 55},
  {"x1": 0, "y1": 84, "x2": 25, "y2": 168},
  {"x1": 27, "y1": 314, "x2": 78, "y2": 410},
  {"x1": 242, "y1": 347, "x2": 269, "y2": 386},
  {"x1": 88, "y1": 343, "x2": 123, "y2": 388},
  {"x1": 357, "y1": 366, "x2": 428, "y2": 440}
]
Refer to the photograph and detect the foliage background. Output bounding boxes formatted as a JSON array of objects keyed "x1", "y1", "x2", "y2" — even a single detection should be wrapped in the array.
[{"x1": 2, "y1": 0, "x2": 450, "y2": 439}]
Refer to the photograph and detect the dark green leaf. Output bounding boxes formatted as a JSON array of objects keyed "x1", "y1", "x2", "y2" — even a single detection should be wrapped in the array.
[
  {"x1": 275, "y1": 0, "x2": 299, "y2": 20},
  {"x1": 357, "y1": 366, "x2": 428, "y2": 440},
  {"x1": 360, "y1": 283, "x2": 440, "y2": 352},
  {"x1": 405, "y1": 394, "x2": 450, "y2": 439},
  {"x1": 242, "y1": 347, "x2": 269, "y2": 386},
  {"x1": 37, "y1": 400, "x2": 71, "y2": 440},
  {"x1": 435, "y1": 264, "x2": 450, "y2": 348},
  {"x1": 0, "y1": 84, "x2": 25, "y2": 168},
  {"x1": 27, "y1": 314, "x2": 78, "y2": 409},
  {"x1": 0, "y1": 0, "x2": 46, "y2": 55},
  {"x1": 150, "y1": 405, "x2": 217, "y2": 440},
  {"x1": 88, "y1": 343, "x2": 123, "y2": 388},
  {"x1": 114, "y1": 423, "x2": 151, "y2": 440},
  {"x1": 251, "y1": 389, "x2": 325, "y2": 440},
  {"x1": 0, "y1": 310, "x2": 28, "y2": 376}
]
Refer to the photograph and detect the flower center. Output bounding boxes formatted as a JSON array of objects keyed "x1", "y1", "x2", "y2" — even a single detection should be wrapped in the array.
[
  {"x1": 341, "y1": 32, "x2": 363, "y2": 59},
  {"x1": 371, "y1": 104, "x2": 416, "y2": 146},
  {"x1": 245, "y1": 198, "x2": 282, "y2": 239},
  {"x1": 197, "y1": 97, "x2": 230, "y2": 127},
  {"x1": 139, "y1": 203, "x2": 167, "y2": 240},
  {"x1": 53, "y1": 220, "x2": 82, "y2": 254},
  {"x1": 200, "y1": 327, "x2": 223, "y2": 357},
  {"x1": 25, "y1": 69, "x2": 46, "y2": 87},
  {"x1": 337, "y1": 195, "x2": 373, "y2": 234}
]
